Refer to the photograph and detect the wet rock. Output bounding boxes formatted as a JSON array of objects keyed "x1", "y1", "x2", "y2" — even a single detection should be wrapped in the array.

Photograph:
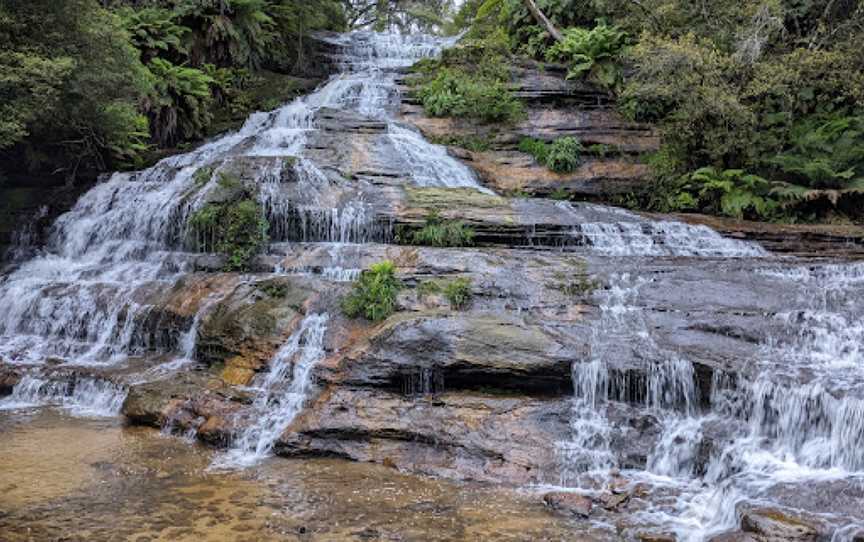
[
  {"x1": 542, "y1": 492, "x2": 593, "y2": 518},
  {"x1": 707, "y1": 533, "x2": 760, "y2": 542},
  {"x1": 196, "y1": 278, "x2": 312, "y2": 371},
  {"x1": 333, "y1": 313, "x2": 577, "y2": 396},
  {"x1": 739, "y1": 505, "x2": 824, "y2": 541},
  {"x1": 596, "y1": 490, "x2": 630, "y2": 511},
  {"x1": 637, "y1": 532, "x2": 678, "y2": 542},
  {"x1": 0, "y1": 364, "x2": 21, "y2": 395},
  {"x1": 277, "y1": 388, "x2": 569, "y2": 484}
]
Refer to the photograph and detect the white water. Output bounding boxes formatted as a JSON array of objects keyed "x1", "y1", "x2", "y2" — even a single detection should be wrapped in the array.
[
  {"x1": 0, "y1": 374, "x2": 127, "y2": 417},
  {"x1": 214, "y1": 313, "x2": 328, "y2": 468},
  {"x1": 577, "y1": 220, "x2": 766, "y2": 258},
  {"x1": 556, "y1": 263, "x2": 864, "y2": 540}
]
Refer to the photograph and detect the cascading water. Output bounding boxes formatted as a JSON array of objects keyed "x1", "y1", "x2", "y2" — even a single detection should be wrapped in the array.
[
  {"x1": 0, "y1": 30, "x2": 477, "y2": 410},
  {"x1": 555, "y1": 259, "x2": 864, "y2": 539},
  {"x1": 214, "y1": 313, "x2": 328, "y2": 468},
  {"x1": 0, "y1": 374, "x2": 127, "y2": 417}
]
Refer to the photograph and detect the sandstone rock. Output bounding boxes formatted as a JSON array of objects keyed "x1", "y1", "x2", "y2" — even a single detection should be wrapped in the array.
[
  {"x1": 542, "y1": 492, "x2": 593, "y2": 518},
  {"x1": 739, "y1": 506, "x2": 823, "y2": 541},
  {"x1": 277, "y1": 388, "x2": 569, "y2": 484}
]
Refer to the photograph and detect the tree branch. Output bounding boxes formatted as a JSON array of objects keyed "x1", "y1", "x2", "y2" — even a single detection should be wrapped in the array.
[{"x1": 521, "y1": 0, "x2": 564, "y2": 42}]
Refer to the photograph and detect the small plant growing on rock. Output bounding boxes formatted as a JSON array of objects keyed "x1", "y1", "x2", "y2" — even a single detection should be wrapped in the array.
[
  {"x1": 519, "y1": 137, "x2": 550, "y2": 165},
  {"x1": 546, "y1": 137, "x2": 584, "y2": 174},
  {"x1": 443, "y1": 277, "x2": 473, "y2": 310},
  {"x1": 403, "y1": 213, "x2": 476, "y2": 248},
  {"x1": 519, "y1": 137, "x2": 583, "y2": 174},
  {"x1": 188, "y1": 173, "x2": 268, "y2": 271},
  {"x1": 342, "y1": 260, "x2": 402, "y2": 322},
  {"x1": 416, "y1": 280, "x2": 442, "y2": 299}
]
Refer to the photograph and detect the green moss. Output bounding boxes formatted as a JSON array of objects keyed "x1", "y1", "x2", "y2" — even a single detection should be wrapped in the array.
[
  {"x1": 550, "y1": 188, "x2": 571, "y2": 200},
  {"x1": 193, "y1": 166, "x2": 215, "y2": 186},
  {"x1": 405, "y1": 187, "x2": 508, "y2": 210},
  {"x1": 342, "y1": 261, "x2": 402, "y2": 322},
  {"x1": 188, "y1": 189, "x2": 269, "y2": 272},
  {"x1": 417, "y1": 280, "x2": 442, "y2": 299},
  {"x1": 550, "y1": 261, "x2": 600, "y2": 297},
  {"x1": 257, "y1": 279, "x2": 289, "y2": 299}
]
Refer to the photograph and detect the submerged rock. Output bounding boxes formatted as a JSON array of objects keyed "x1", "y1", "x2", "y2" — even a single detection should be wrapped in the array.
[
  {"x1": 543, "y1": 491, "x2": 593, "y2": 518},
  {"x1": 738, "y1": 505, "x2": 825, "y2": 541}
]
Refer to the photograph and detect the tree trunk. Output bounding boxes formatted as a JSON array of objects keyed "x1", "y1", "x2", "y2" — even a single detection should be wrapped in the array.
[{"x1": 521, "y1": 0, "x2": 564, "y2": 42}]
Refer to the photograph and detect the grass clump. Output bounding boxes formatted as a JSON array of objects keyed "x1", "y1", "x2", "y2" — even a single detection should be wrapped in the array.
[
  {"x1": 416, "y1": 277, "x2": 473, "y2": 310},
  {"x1": 519, "y1": 137, "x2": 583, "y2": 173},
  {"x1": 550, "y1": 261, "x2": 600, "y2": 297},
  {"x1": 342, "y1": 261, "x2": 402, "y2": 322},
  {"x1": 443, "y1": 278, "x2": 473, "y2": 310},
  {"x1": 402, "y1": 213, "x2": 476, "y2": 248}
]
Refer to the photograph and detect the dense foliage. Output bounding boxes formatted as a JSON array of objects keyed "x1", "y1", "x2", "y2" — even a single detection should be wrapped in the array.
[
  {"x1": 342, "y1": 260, "x2": 403, "y2": 322},
  {"x1": 412, "y1": 38, "x2": 524, "y2": 124},
  {"x1": 447, "y1": 0, "x2": 864, "y2": 222},
  {"x1": 0, "y1": 0, "x2": 345, "y2": 183}
]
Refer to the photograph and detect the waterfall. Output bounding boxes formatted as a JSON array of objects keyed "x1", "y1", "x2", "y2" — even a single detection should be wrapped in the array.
[
  {"x1": 0, "y1": 374, "x2": 127, "y2": 417},
  {"x1": 557, "y1": 261, "x2": 864, "y2": 540},
  {"x1": 214, "y1": 313, "x2": 329, "y2": 468},
  {"x1": 0, "y1": 30, "x2": 478, "y2": 367}
]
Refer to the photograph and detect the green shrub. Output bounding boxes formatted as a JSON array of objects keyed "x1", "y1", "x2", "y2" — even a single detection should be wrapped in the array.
[
  {"x1": 443, "y1": 277, "x2": 473, "y2": 310},
  {"x1": 188, "y1": 179, "x2": 269, "y2": 271},
  {"x1": 416, "y1": 67, "x2": 523, "y2": 123},
  {"x1": 342, "y1": 261, "x2": 402, "y2": 322},
  {"x1": 546, "y1": 137, "x2": 584, "y2": 173},
  {"x1": 519, "y1": 137, "x2": 582, "y2": 173},
  {"x1": 518, "y1": 137, "x2": 550, "y2": 164},
  {"x1": 545, "y1": 24, "x2": 628, "y2": 87},
  {"x1": 405, "y1": 214, "x2": 477, "y2": 247},
  {"x1": 684, "y1": 167, "x2": 779, "y2": 220}
]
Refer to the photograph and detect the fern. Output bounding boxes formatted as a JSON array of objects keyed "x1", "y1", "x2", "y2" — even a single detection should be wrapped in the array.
[{"x1": 545, "y1": 24, "x2": 628, "y2": 87}]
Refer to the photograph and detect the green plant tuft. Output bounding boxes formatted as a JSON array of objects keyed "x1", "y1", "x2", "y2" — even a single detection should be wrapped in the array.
[
  {"x1": 342, "y1": 261, "x2": 402, "y2": 322},
  {"x1": 188, "y1": 183, "x2": 269, "y2": 272},
  {"x1": 443, "y1": 277, "x2": 473, "y2": 310},
  {"x1": 519, "y1": 137, "x2": 583, "y2": 174},
  {"x1": 403, "y1": 213, "x2": 477, "y2": 247}
]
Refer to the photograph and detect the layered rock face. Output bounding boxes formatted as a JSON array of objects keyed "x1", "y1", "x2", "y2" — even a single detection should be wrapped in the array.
[
  {"x1": 398, "y1": 60, "x2": 658, "y2": 198},
  {"x1": 2, "y1": 30, "x2": 864, "y2": 542}
]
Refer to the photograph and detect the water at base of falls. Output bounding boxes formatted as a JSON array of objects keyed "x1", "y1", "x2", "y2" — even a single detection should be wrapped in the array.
[{"x1": 213, "y1": 314, "x2": 329, "y2": 469}]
